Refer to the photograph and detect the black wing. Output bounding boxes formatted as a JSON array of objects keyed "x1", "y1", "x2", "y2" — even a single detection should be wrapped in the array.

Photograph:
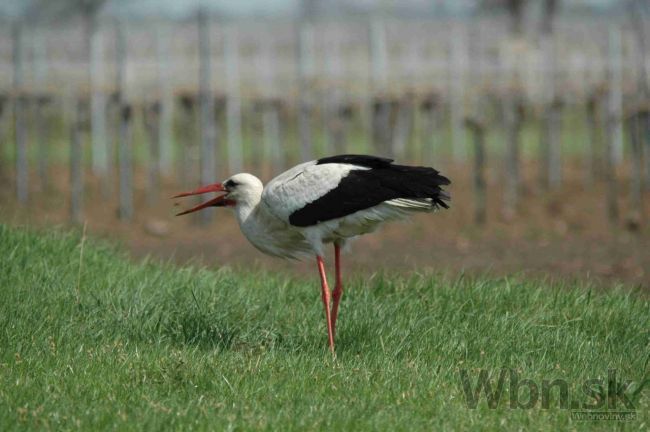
[
  {"x1": 289, "y1": 155, "x2": 451, "y2": 227},
  {"x1": 316, "y1": 154, "x2": 394, "y2": 169}
]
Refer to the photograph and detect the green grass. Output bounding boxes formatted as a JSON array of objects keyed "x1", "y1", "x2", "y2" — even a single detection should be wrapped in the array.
[{"x1": 1, "y1": 225, "x2": 648, "y2": 431}]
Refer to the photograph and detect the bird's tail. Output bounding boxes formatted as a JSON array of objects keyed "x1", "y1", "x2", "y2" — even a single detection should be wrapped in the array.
[{"x1": 388, "y1": 164, "x2": 451, "y2": 210}]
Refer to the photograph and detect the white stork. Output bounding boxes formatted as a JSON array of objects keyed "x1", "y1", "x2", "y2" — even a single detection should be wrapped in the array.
[{"x1": 174, "y1": 154, "x2": 450, "y2": 354}]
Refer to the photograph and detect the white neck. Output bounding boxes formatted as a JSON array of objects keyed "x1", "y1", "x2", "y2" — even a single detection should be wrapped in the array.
[
  {"x1": 234, "y1": 196, "x2": 260, "y2": 225},
  {"x1": 232, "y1": 182, "x2": 285, "y2": 256},
  {"x1": 230, "y1": 175, "x2": 264, "y2": 225}
]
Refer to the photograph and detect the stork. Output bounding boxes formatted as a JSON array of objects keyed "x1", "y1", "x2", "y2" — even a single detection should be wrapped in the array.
[{"x1": 174, "y1": 154, "x2": 450, "y2": 354}]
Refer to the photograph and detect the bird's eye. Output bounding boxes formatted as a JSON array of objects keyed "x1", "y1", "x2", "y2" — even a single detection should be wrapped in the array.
[{"x1": 225, "y1": 180, "x2": 238, "y2": 189}]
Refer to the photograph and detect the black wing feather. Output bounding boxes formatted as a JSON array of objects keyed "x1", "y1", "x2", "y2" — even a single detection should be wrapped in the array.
[
  {"x1": 289, "y1": 155, "x2": 451, "y2": 227},
  {"x1": 316, "y1": 154, "x2": 394, "y2": 169}
]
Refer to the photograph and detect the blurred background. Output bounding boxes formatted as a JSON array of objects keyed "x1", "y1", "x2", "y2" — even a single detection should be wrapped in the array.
[{"x1": 0, "y1": 0, "x2": 649, "y2": 287}]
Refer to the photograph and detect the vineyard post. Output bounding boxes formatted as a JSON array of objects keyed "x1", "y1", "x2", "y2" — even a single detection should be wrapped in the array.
[
  {"x1": 297, "y1": 20, "x2": 314, "y2": 162},
  {"x1": 225, "y1": 23, "x2": 243, "y2": 173},
  {"x1": 156, "y1": 22, "x2": 174, "y2": 177},
  {"x1": 465, "y1": 117, "x2": 487, "y2": 225},
  {"x1": 449, "y1": 21, "x2": 467, "y2": 162},
  {"x1": 198, "y1": 10, "x2": 217, "y2": 225},
  {"x1": 90, "y1": 22, "x2": 108, "y2": 176},
  {"x1": 118, "y1": 103, "x2": 133, "y2": 221},
  {"x1": 144, "y1": 102, "x2": 161, "y2": 205},
  {"x1": 607, "y1": 25, "x2": 624, "y2": 165},
  {"x1": 13, "y1": 20, "x2": 28, "y2": 204},
  {"x1": 35, "y1": 96, "x2": 50, "y2": 190},
  {"x1": 70, "y1": 98, "x2": 85, "y2": 224}
]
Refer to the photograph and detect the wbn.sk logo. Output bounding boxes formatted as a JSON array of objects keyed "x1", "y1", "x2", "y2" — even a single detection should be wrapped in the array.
[{"x1": 459, "y1": 368, "x2": 645, "y2": 421}]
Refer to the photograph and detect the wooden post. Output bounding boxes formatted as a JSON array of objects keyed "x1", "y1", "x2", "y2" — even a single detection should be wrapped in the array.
[
  {"x1": 403, "y1": 35, "x2": 420, "y2": 160},
  {"x1": 114, "y1": 22, "x2": 131, "y2": 219},
  {"x1": 449, "y1": 22, "x2": 467, "y2": 162},
  {"x1": 225, "y1": 24, "x2": 243, "y2": 173},
  {"x1": 260, "y1": 31, "x2": 283, "y2": 174},
  {"x1": 539, "y1": 35, "x2": 562, "y2": 189},
  {"x1": 393, "y1": 95, "x2": 414, "y2": 159},
  {"x1": 0, "y1": 95, "x2": 8, "y2": 178},
  {"x1": 584, "y1": 92, "x2": 602, "y2": 184},
  {"x1": 35, "y1": 96, "x2": 50, "y2": 190},
  {"x1": 297, "y1": 21, "x2": 314, "y2": 162},
  {"x1": 369, "y1": 18, "x2": 389, "y2": 154},
  {"x1": 31, "y1": 27, "x2": 48, "y2": 192},
  {"x1": 643, "y1": 113, "x2": 650, "y2": 191},
  {"x1": 372, "y1": 98, "x2": 392, "y2": 156},
  {"x1": 62, "y1": 85, "x2": 74, "y2": 144},
  {"x1": 369, "y1": 18, "x2": 388, "y2": 97},
  {"x1": 110, "y1": 20, "x2": 128, "y2": 198},
  {"x1": 198, "y1": 10, "x2": 217, "y2": 224},
  {"x1": 249, "y1": 102, "x2": 262, "y2": 171},
  {"x1": 156, "y1": 22, "x2": 174, "y2": 176},
  {"x1": 325, "y1": 23, "x2": 348, "y2": 155},
  {"x1": 627, "y1": 113, "x2": 643, "y2": 223},
  {"x1": 325, "y1": 49, "x2": 353, "y2": 157},
  {"x1": 607, "y1": 25, "x2": 624, "y2": 165},
  {"x1": 298, "y1": 99, "x2": 313, "y2": 162},
  {"x1": 263, "y1": 100, "x2": 283, "y2": 175},
  {"x1": 420, "y1": 94, "x2": 440, "y2": 164},
  {"x1": 70, "y1": 99, "x2": 85, "y2": 224},
  {"x1": 178, "y1": 94, "x2": 197, "y2": 188},
  {"x1": 118, "y1": 104, "x2": 133, "y2": 221},
  {"x1": 13, "y1": 21, "x2": 28, "y2": 204},
  {"x1": 542, "y1": 99, "x2": 563, "y2": 189},
  {"x1": 331, "y1": 104, "x2": 353, "y2": 156},
  {"x1": 90, "y1": 21, "x2": 108, "y2": 176},
  {"x1": 465, "y1": 117, "x2": 487, "y2": 225},
  {"x1": 602, "y1": 97, "x2": 618, "y2": 224},
  {"x1": 628, "y1": 5, "x2": 649, "y2": 192},
  {"x1": 143, "y1": 102, "x2": 161, "y2": 205},
  {"x1": 412, "y1": 95, "x2": 422, "y2": 161},
  {"x1": 105, "y1": 93, "x2": 118, "y2": 195},
  {"x1": 504, "y1": 95, "x2": 523, "y2": 217},
  {"x1": 32, "y1": 27, "x2": 48, "y2": 87}
]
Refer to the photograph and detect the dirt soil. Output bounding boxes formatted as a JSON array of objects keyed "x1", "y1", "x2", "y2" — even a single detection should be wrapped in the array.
[{"x1": 2, "y1": 161, "x2": 649, "y2": 289}]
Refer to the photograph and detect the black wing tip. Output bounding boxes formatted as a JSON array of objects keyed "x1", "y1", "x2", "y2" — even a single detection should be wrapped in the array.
[
  {"x1": 434, "y1": 190, "x2": 451, "y2": 209},
  {"x1": 437, "y1": 173, "x2": 451, "y2": 186}
]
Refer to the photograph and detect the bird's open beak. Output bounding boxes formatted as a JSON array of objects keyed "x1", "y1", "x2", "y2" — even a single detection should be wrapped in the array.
[{"x1": 172, "y1": 183, "x2": 235, "y2": 216}]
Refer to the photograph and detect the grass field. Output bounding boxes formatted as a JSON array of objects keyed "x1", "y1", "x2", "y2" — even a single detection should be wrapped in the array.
[{"x1": 1, "y1": 225, "x2": 648, "y2": 431}]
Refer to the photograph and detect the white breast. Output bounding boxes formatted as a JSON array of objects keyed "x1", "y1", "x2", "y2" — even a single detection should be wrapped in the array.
[{"x1": 238, "y1": 201, "x2": 313, "y2": 259}]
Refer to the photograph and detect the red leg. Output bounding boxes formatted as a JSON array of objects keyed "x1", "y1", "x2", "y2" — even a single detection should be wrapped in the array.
[
  {"x1": 316, "y1": 255, "x2": 335, "y2": 354},
  {"x1": 331, "y1": 244, "x2": 343, "y2": 339}
]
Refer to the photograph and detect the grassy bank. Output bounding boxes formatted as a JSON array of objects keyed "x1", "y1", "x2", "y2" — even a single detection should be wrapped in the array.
[{"x1": 0, "y1": 225, "x2": 647, "y2": 430}]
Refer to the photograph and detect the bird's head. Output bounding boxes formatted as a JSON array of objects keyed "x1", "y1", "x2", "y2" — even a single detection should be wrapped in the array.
[{"x1": 173, "y1": 173, "x2": 263, "y2": 216}]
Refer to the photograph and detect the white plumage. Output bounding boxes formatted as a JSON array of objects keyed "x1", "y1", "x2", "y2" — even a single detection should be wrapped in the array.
[{"x1": 174, "y1": 154, "x2": 450, "y2": 353}]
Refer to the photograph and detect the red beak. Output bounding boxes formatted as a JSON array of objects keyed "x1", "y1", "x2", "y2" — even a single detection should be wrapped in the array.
[{"x1": 172, "y1": 183, "x2": 235, "y2": 216}]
